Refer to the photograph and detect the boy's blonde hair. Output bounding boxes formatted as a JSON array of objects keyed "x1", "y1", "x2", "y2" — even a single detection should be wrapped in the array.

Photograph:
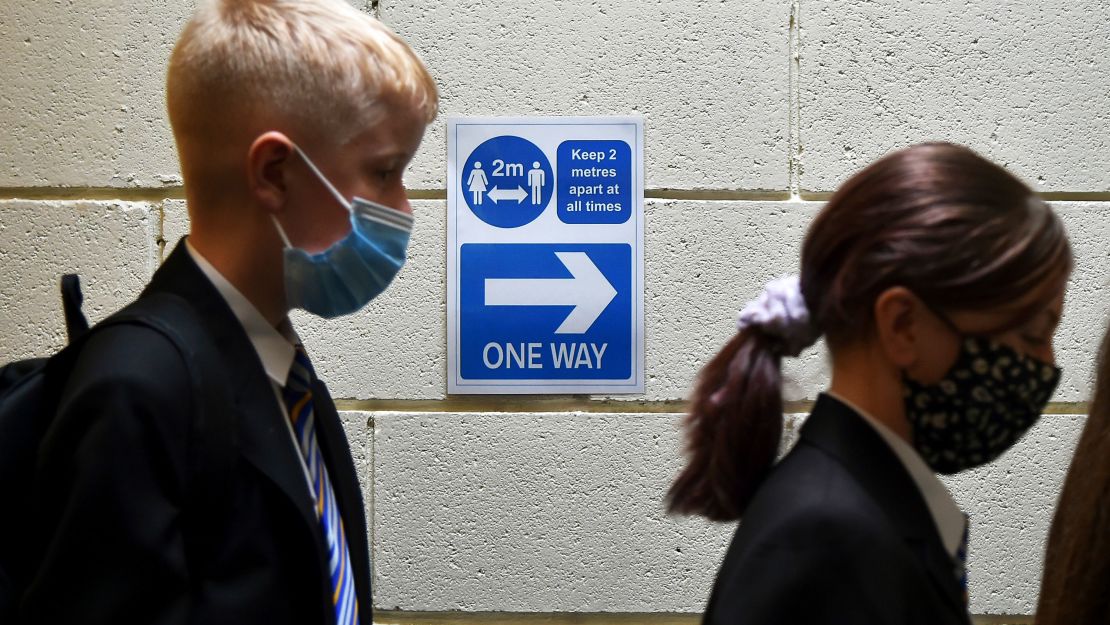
[{"x1": 167, "y1": 0, "x2": 437, "y2": 148}]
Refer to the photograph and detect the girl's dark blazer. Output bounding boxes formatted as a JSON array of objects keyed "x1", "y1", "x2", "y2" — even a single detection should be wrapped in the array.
[
  {"x1": 703, "y1": 394, "x2": 973, "y2": 625},
  {"x1": 21, "y1": 240, "x2": 372, "y2": 625}
]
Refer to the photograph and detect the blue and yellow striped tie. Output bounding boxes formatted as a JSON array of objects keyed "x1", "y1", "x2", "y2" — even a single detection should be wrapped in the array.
[
  {"x1": 955, "y1": 514, "x2": 969, "y2": 606},
  {"x1": 283, "y1": 347, "x2": 359, "y2": 625}
]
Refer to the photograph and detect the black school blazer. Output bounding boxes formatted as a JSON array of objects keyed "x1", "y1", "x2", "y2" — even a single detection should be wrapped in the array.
[
  {"x1": 21, "y1": 240, "x2": 372, "y2": 625},
  {"x1": 703, "y1": 394, "x2": 972, "y2": 625}
]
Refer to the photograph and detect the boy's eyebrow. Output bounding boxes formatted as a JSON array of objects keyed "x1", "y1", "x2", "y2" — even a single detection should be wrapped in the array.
[{"x1": 365, "y1": 149, "x2": 413, "y2": 161}]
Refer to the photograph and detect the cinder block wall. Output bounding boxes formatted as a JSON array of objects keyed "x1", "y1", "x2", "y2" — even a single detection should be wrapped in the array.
[{"x1": 2, "y1": 0, "x2": 1107, "y2": 622}]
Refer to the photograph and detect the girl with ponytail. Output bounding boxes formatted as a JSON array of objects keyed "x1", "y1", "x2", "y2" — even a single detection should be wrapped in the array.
[{"x1": 669, "y1": 143, "x2": 1073, "y2": 625}]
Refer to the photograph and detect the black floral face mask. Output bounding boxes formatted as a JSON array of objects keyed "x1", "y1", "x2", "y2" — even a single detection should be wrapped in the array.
[{"x1": 903, "y1": 337, "x2": 1061, "y2": 474}]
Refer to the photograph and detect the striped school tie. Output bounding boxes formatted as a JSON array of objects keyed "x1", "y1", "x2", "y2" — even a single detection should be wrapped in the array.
[
  {"x1": 283, "y1": 346, "x2": 359, "y2": 625},
  {"x1": 955, "y1": 514, "x2": 969, "y2": 606}
]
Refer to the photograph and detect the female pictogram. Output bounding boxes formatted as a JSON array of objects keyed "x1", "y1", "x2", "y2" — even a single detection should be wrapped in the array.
[{"x1": 467, "y1": 161, "x2": 489, "y2": 205}]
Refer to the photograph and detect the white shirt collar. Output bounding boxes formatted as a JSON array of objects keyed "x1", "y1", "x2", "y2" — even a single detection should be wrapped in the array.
[
  {"x1": 185, "y1": 240, "x2": 298, "y2": 387},
  {"x1": 824, "y1": 391, "x2": 967, "y2": 559}
]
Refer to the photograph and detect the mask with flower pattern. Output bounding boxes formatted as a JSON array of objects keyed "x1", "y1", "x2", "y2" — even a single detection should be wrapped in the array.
[{"x1": 903, "y1": 336, "x2": 1061, "y2": 474}]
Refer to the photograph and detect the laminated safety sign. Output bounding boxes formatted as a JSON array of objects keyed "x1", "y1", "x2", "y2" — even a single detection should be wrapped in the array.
[{"x1": 446, "y1": 117, "x2": 644, "y2": 394}]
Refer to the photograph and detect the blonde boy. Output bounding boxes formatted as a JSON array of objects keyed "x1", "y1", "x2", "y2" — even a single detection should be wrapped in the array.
[{"x1": 23, "y1": 1, "x2": 436, "y2": 624}]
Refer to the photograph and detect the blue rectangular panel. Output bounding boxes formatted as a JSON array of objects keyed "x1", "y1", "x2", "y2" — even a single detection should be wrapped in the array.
[
  {"x1": 460, "y1": 243, "x2": 632, "y2": 380},
  {"x1": 556, "y1": 140, "x2": 632, "y2": 224}
]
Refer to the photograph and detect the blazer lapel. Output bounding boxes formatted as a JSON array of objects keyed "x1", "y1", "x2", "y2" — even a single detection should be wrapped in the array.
[
  {"x1": 232, "y1": 368, "x2": 323, "y2": 546},
  {"x1": 800, "y1": 395, "x2": 971, "y2": 624},
  {"x1": 145, "y1": 240, "x2": 329, "y2": 564},
  {"x1": 311, "y1": 379, "x2": 373, "y2": 616}
]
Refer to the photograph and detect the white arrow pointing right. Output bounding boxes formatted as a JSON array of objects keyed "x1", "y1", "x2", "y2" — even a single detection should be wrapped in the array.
[{"x1": 484, "y1": 252, "x2": 618, "y2": 334}]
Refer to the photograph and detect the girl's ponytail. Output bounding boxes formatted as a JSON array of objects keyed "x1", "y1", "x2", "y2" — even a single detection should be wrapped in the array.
[{"x1": 667, "y1": 277, "x2": 818, "y2": 522}]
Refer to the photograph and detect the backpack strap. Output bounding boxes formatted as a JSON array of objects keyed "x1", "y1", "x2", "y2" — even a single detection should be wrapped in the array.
[
  {"x1": 59, "y1": 274, "x2": 89, "y2": 343},
  {"x1": 3, "y1": 275, "x2": 93, "y2": 396},
  {"x1": 101, "y1": 292, "x2": 237, "y2": 569}
]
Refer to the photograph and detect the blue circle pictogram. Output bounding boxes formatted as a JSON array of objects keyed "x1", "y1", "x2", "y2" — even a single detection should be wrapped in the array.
[{"x1": 462, "y1": 136, "x2": 553, "y2": 228}]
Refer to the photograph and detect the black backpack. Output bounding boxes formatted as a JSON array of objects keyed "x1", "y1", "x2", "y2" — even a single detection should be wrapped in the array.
[{"x1": 0, "y1": 275, "x2": 235, "y2": 619}]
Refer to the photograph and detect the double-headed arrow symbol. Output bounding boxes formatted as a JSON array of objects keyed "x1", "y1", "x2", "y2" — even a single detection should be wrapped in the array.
[
  {"x1": 487, "y1": 186, "x2": 528, "y2": 203},
  {"x1": 484, "y1": 252, "x2": 617, "y2": 334}
]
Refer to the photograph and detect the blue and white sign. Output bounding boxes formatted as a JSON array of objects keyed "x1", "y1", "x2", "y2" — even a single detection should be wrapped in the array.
[{"x1": 448, "y1": 117, "x2": 644, "y2": 394}]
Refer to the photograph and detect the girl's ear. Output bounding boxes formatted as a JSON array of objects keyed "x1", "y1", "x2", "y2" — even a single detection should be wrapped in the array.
[{"x1": 873, "y1": 286, "x2": 924, "y2": 369}]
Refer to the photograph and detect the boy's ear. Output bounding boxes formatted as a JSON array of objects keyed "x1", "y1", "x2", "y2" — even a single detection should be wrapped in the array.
[
  {"x1": 247, "y1": 131, "x2": 295, "y2": 214},
  {"x1": 873, "y1": 286, "x2": 922, "y2": 369}
]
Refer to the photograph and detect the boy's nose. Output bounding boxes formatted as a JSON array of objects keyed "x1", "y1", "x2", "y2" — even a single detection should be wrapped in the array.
[{"x1": 395, "y1": 192, "x2": 413, "y2": 215}]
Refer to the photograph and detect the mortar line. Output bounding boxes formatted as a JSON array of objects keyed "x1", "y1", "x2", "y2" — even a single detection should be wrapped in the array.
[
  {"x1": 372, "y1": 611, "x2": 1031, "y2": 625},
  {"x1": 373, "y1": 613, "x2": 699, "y2": 625},
  {"x1": 0, "y1": 187, "x2": 186, "y2": 202},
  {"x1": 787, "y1": 0, "x2": 802, "y2": 200},
  {"x1": 335, "y1": 398, "x2": 1088, "y2": 416},
  {"x1": 156, "y1": 200, "x2": 167, "y2": 264},
  {"x1": 368, "y1": 416, "x2": 377, "y2": 589},
  {"x1": 800, "y1": 190, "x2": 1110, "y2": 202},
  {"x1": 3, "y1": 187, "x2": 1110, "y2": 203}
]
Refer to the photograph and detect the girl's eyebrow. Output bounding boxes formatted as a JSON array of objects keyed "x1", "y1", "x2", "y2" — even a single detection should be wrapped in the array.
[
  {"x1": 1029, "y1": 309, "x2": 1060, "y2": 333},
  {"x1": 1045, "y1": 308, "x2": 1061, "y2": 327}
]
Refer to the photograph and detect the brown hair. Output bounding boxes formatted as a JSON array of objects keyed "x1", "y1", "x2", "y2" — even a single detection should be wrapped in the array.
[
  {"x1": 1036, "y1": 327, "x2": 1110, "y2": 624},
  {"x1": 667, "y1": 143, "x2": 1073, "y2": 521}
]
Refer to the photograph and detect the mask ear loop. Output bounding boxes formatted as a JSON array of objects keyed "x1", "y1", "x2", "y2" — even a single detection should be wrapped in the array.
[
  {"x1": 292, "y1": 144, "x2": 355, "y2": 216},
  {"x1": 270, "y1": 215, "x2": 294, "y2": 249},
  {"x1": 270, "y1": 143, "x2": 355, "y2": 251},
  {"x1": 912, "y1": 291, "x2": 968, "y2": 338},
  {"x1": 271, "y1": 143, "x2": 359, "y2": 251},
  {"x1": 925, "y1": 303, "x2": 963, "y2": 336}
]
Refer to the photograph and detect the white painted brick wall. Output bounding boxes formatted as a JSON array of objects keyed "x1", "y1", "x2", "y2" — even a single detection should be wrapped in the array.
[
  {"x1": 0, "y1": 200, "x2": 157, "y2": 360},
  {"x1": 373, "y1": 411, "x2": 1085, "y2": 615},
  {"x1": 4, "y1": 0, "x2": 1106, "y2": 195},
  {"x1": 340, "y1": 411, "x2": 376, "y2": 550},
  {"x1": 940, "y1": 416, "x2": 1086, "y2": 615},
  {"x1": 0, "y1": 1, "x2": 194, "y2": 188},
  {"x1": 800, "y1": 0, "x2": 1110, "y2": 192},
  {"x1": 381, "y1": 0, "x2": 791, "y2": 191},
  {"x1": 1055, "y1": 204, "x2": 1110, "y2": 400}
]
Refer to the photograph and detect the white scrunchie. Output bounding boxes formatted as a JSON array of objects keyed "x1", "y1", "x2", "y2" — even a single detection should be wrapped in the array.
[{"x1": 736, "y1": 275, "x2": 820, "y2": 357}]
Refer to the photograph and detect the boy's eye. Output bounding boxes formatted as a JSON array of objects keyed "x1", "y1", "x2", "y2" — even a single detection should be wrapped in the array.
[{"x1": 378, "y1": 166, "x2": 402, "y2": 182}]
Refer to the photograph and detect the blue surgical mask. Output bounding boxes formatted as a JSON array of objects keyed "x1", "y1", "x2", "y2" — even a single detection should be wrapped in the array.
[{"x1": 271, "y1": 145, "x2": 414, "y2": 319}]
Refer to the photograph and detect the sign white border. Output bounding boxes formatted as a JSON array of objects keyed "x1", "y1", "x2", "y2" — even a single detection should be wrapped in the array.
[{"x1": 446, "y1": 116, "x2": 645, "y2": 395}]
